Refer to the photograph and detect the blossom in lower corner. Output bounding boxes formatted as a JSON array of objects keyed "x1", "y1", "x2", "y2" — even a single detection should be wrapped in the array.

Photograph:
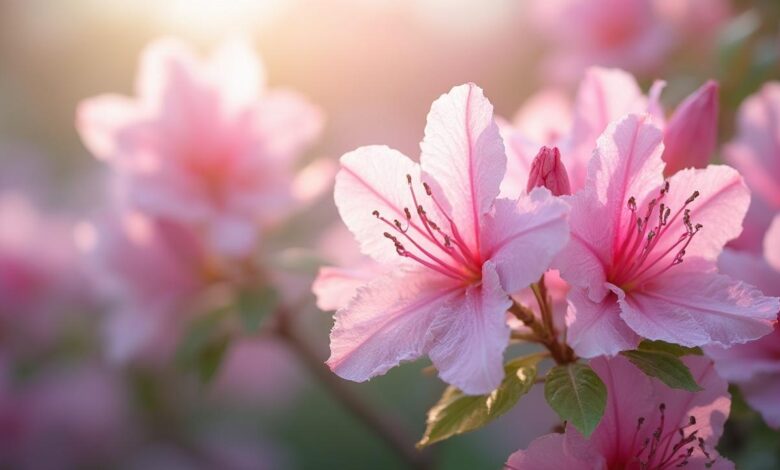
[
  {"x1": 555, "y1": 113, "x2": 778, "y2": 358},
  {"x1": 506, "y1": 355, "x2": 733, "y2": 470},
  {"x1": 326, "y1": 83, "x2": 570, "y2": 394},
  {"x1": 76, "y1": 37, "x2": 323, "y2": 257},
  {"x1": 705, "y1": 217, "x2": 780, "y2": 429}
]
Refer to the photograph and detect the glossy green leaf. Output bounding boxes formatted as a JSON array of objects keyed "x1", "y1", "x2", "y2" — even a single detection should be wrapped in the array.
[
  {"x1": 621, "y1": 349, "x2": 702, "y2": 392},
  {"x1": 417, "y1": 353, "x2": 545, "y2": 448},
  {"x1": 544, "y1": 363, "x2": 606, "y2": 437},
  {"x1": 636, "y1": 340, "x2": 702, "y2": 357}
]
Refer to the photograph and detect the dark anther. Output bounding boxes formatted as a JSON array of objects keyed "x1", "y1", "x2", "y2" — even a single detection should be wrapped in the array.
[
  {"x1": 628, "y1": 196, "x2": 637, "y2": 211},
  {"x1": 423, "y1": 182, "x2": 432, "y2": 196},
  {"x1": 406, "y1": 174, "x2": 412, "y2": 184},
  {"x1": 685, "y1": 191, "x2": 700, "y2": 205},
  {"x1": 372, "y1": 210, "x2": 380, "y2": 217},
  {"x1": 404, "y1": 207, "x2": 412, "y2": 220}
]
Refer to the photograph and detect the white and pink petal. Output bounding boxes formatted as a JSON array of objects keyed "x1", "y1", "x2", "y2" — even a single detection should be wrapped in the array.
[
  {"x1": 420, "y1": 83, "x2": 506, "y2": 255},
  {"x1": 427, "y1": 262, "x2": 511, "y2": 395},
  {"x1": 327, "y1": 270, "x2": 459, "y2": 383},
  {"x1": 619, "y1": 265, "x2": 778, "y2": 348},
  {"x1": 482, "y1": 189, "x2": 570, "y2": 294}
]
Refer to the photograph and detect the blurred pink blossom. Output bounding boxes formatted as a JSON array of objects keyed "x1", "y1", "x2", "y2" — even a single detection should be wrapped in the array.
[
  {"x1": 77, "y1": 37, "x2": 324, "y2": 257},
  {"x1": 83, "y1": 211, "x2": 211, "y2": 363},
  {"x1": 0, "y1": 362, "x2": 130, "y2": 469},
  {"x1": 530, "y1": 0, "x2": 730, "y2": 82},
  {"x1": 211, "y1": 337, "x2": 303, "y2": 408},
  {"x1": 706, "y1": 219, "x2": 780, "y2": 429},
  {"x1": 0, "y1": 192, "x2": 89, "y2": 353},
  {"x1": 506, "y1": 355, "x2": 733, "y2": 469},
  {"x1": 327, "y1": 83, "x2": 570, "y2": 394},
  {"x1": 555, "y1": 114, "x2": 778, "y2": 357},
  {"x1": 725, "y1": 82, "x2": 780, "y2": 253}
]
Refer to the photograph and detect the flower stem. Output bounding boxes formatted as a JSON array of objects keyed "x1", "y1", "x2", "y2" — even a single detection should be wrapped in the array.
[
  {"x1": 271, "y1": 306, "x2": 432, "y2": 470},
  {"x1": 509, "y1": 278, "x2": 575, "y2": 365}
]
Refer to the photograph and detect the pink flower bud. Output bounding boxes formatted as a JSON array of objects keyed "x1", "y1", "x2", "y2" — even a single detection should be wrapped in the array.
[
  {"x1": 662, "y1": 80, "x2": 719, "y2": 175},
  {"x1": 526, "y1": 146, "x2": 571, "y2": 196}
]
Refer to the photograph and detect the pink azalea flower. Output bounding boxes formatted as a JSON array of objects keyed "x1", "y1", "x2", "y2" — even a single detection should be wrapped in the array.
[
  {"x1": 504, "y1": 68, "x2": 717, "y2": 196},
  {"x1": 77, "y1": 37, "x2": 323, "y2": 257},
  {"x1": 0, "y1": 192, "x2": 89, "y2": 353},
  {"x1": 327, "y1": 83, "x2": 570, "y2": 394},
  {"x1": 530, "y1": 0, "x2": 729, "y2": 83},
  {"x1": 706, "y1": 218, "x2": 780, "y2": 429},
  {"x1": 531, "y1": 0, "x2": 673, "y2": 82},
  {"x1": 556, "y1": 114, "x2": 778, "y2": 357},
  {"x1": 82, "y1": 211, "x2": 211, "y2": 363},
  {"x1": 506, "y1": 355, "x2": 733, "y2": 469},
  {"x1": 725, "y1": 83, "x2": 780, "y2": 253}
]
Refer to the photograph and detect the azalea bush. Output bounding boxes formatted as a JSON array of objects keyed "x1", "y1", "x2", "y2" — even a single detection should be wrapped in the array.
[{"x1": 0, "y1": 0, "x2": 779, "y2": 469}]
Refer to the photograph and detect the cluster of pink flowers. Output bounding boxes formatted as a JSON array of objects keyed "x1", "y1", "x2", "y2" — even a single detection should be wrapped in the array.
[
  {"x1": 317, "y1": 68, "x2": 780, "y2": 467},
  {"x1": 1, "y1": 3, "x2": 779, "y2": 465}
]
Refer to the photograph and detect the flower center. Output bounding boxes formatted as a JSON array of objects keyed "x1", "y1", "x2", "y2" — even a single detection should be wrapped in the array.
[
  {"x1": 609, "y1": 181, "x2": 703, "y2": 291},
  {"x1": 622, "y1": 403, "x2": 718, "y2": 470},
  {"x1": 373, "y1": 174, "x2": 482, "y2": 282}
]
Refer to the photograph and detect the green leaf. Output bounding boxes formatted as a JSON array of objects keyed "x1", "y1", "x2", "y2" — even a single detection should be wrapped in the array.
[
  {"x1": 417, "y1": 353, "x2": 545, "y2": 448},
  {"x1": 621, "y1": 349, "x2": 702, "y2": 392},
  {"x1": 636, "y1": 340, "x2": 702, "y2": 357},
  {"x1": 544, "y1": 363, "x2": 606, "y2": 437},
  {"x1": 196, "y1": 334, "x2": 230, "y2": 383},
  {"x1": 237, "y1": 286, "x2": 278, "y2": 333},
  {"x1": 176, "y1": 309, "x2": 232, "y2": 384}
]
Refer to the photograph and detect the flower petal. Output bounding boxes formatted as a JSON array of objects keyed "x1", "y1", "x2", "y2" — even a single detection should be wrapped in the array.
[
  {"x1": 76, "y1": 95, "x2": 145, "y2": 162},
  {"x1": 312, "y1": 265, "x2": 378, "y2": 311},
  {"x1": 135, "y1": 37, "x2": 203, "y2": 112},
  {"x1": 651, "y1": 165, "x2": 749, "y2": 263},
  {"x1": 554, "y1": 188, "x2": 612, "y2": 301},
  {"x1": 568, "y1": 67, "x2": 646, "y2": 189},
  {"x1": 724, "y1": 82, "x2": 780, "y2": 209},
  {"x1": 589, "y1": 114, "x2": 666, "y2": 243},
  {"x1": 558, "y1": 114, "x2": 666, "y2": 301},
  {"x1": 619, "y1": 266, "x2": 779, "y2": 348},
  {"x1": 326, "y1": 270, "x2": 459, "y2": 382},
  {"x1": 662, "y1": 81, "x2": 719, "y2": 175},
  {"x1": 208, "y1": 38, "x2": 266, "y2": 112},
  {"x1": 254, "y1": 89, "x2": 324, "y2": 161},
  {"x1": 765, "y1": 215, "x2": 780, "y2": 271},
  {"x1": 420, "y1": 83, "x2": 506, "y2": 255},
  {"x1": 335, "y1": 146, "x2": 446, "y2": 265},
  {"x1": 566, "y1": 286, "x2": 641, "y2": 358},
  {"x1": 741, "y1": 374, "x2": 780, "y2": 429},
  {"x1": 505, "y1": 432, "x2": 603, "y2": 470},
  {"x1": 427, "y1": 262, "x2": 511, "y2": 394},
  {"x1": 482, "y1": 188, "x2": 570, "y2": 293}
]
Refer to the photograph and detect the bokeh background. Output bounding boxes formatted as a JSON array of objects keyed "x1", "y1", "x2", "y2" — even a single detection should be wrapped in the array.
[{"x1": 0, "y1": 0, "x2": 778, "y2": 468}]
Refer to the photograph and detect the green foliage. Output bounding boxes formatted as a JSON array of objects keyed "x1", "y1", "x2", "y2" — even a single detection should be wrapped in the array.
[
  {"x1": 237, "y1": 285, "x2": 278, "y2": 333},
  {"x1": 621, "y1": 341, "x2": 702, "y2": 392},
  {"x1": 417, "y1": 353, "x2": 545, "y2": 448},
  {"x1": 544, "y1": 363, "x2": 607, "y2": 437}
]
